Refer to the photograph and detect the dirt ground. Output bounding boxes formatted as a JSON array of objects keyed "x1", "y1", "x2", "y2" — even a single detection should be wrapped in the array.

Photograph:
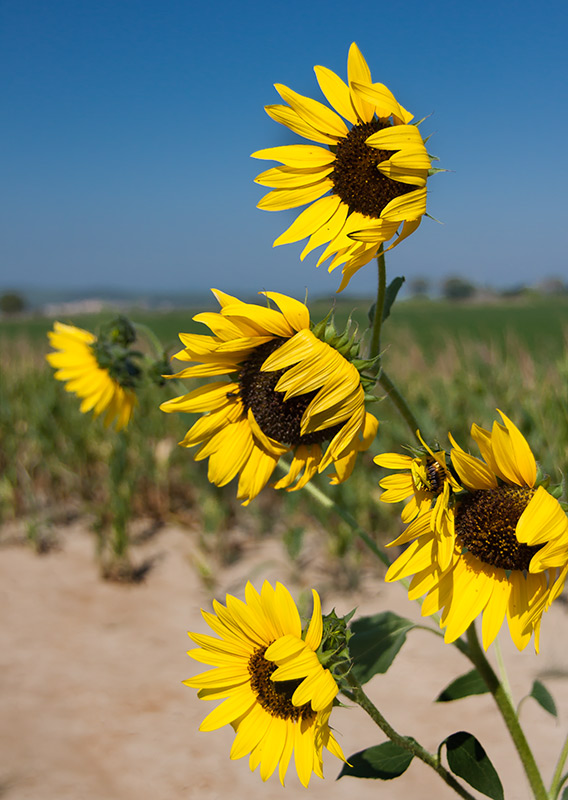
[{"x1": 1, "y1": 521, "x2": 568, "y2": 800}]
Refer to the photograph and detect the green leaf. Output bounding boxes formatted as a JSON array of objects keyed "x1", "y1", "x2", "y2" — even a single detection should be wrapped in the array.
[
  {"x1": 444, "y1": 731, "x2": 504, "y2": 800},
  {"x1": 436, "y1": 669, "x2": 489, "y2": 702},
  {"x1": 530, "y1": 680, "x2": 558, "y2": 717},
  {"x1": 338, "y1": 741, "x2": 414, "y2": 780},
  {"x1": 349, "y1": 612, "x2": 415, "y2": 684},
  {"x1": 560, "y1": 787, "x2": 568, "y2": 800},
  {"x1": 382, "y1": 276, "x2": 405, "y2": 322}
]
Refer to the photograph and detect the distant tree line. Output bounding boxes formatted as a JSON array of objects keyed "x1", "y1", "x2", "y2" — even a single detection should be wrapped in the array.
[
  {"x1": 0, "y1": 292, "x2": 27, "y2": 315},
  {"x1": 407, "y1": 276, "x2": 568, "y2": 302}
]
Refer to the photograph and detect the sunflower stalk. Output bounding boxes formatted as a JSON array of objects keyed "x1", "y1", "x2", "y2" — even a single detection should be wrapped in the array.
[
  {"x1": 343, "y1": 673, "x2": 478, "y2": 800},
  {"x1": 298, "y1": 472, "x2": 391, "y2": 569},
  {"x1": 549, "y1": 733, "x2": 568, "y2": 799},
  {"x1": 368, "y1": 248, "x2": 422, "y2": 443},
  {"x1": 465, "y1": 624, "x2": 548, "y2": 800}
]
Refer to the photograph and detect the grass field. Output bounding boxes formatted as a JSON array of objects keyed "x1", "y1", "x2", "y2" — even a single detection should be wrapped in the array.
[{"x1": 2, "y1": 296, "x2": 567, "y2": 577}]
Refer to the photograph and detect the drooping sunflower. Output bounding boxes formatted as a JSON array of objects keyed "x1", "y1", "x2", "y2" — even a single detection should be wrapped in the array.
[
  {"x1": 185, "y1": 581, "x2": 345, "y2": 787},
  {"x1": 374, "y1": 433, "x2": 462, "y2": 570},
  {"x1": 385, "y1": 411, "x2": 568, "y2": 652},
  {"x1": 160, "y1": 289, "x2": 378, "y2": 505},
  {"x1": 46, "y1": 321, "x2": 136, "y2": 430},
  {"x1": 252, "y1": 42, "x2": 432, "y2": 292}
]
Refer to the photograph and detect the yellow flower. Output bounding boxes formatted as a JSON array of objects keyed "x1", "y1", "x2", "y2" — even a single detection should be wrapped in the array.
[
  {"x1": 252, "y1": 42, "x2": 432, "y2": 292},
  {"x1": 185, "y1": 581, "x2": 345, "y2": 787},
  {"x1": 385, "y1": 411, "x2": 568, "y2": 652},
  {"x1": 374, "y1": 433, "x2": 462, "y2": 570},
  {"x1": 46, "y1": 321, "x2": 136, "y2": 430},
  {"x1": 160, "y1": 289, "x2": 378, "y2": 505}
]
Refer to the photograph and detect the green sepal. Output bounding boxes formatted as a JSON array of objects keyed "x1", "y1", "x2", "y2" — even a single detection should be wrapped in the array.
[
  {"x1": 311, "y1": 309, "x2": 333, "y2": 341},
  {"x1": 312, "y1": 310, "x2": 362, "y2": 361},
  {"x1": 148, "y1": 353, "x2": 173, "y2": 387},
  {"x1": 442, "y1": 732, "x2": 504, "y2": 800},
  {"x1": 316, "y1": 609, "x2": 354, "y2": 678},
  {"x1": 349, "y1": 612, "x2": 416, "y2": 685},
  {"x1": 338, "y1": 741, "x2": 415, "y2": 780},
  {"x1": 98, "y1": 315, "x2": 137, "y2": 347},
  {"x1": 435, "y1": 669, "x2": 489, "y2": 702},
  {"x1": 428, "y1": 167, "x2": 450, "y2": 176}
]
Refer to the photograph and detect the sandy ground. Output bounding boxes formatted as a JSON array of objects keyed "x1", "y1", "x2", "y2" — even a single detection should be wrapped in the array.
[{"x1": 1, "y1": 521, "x2": 568, "y2": 800}]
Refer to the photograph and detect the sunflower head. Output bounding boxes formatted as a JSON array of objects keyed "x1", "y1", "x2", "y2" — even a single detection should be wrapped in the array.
[
  {"x1": 160, "y1": 289, "x2": 379, "y2": 504},
  {"x1": 46, "y1": 319, "x2": 139, "y2": 430},
  {"x1": 385, "y1": 411, "x2": 568, "y2": 652},
  {"x1": 252, "y1": 42, "x2": 436, "y2": 291},
  {"x1": 185, "y1": 581, "x2": 345, "y2": 786}
]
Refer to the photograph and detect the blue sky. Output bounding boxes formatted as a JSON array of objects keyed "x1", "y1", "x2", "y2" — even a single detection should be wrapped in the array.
[{"x1": 2, "y1": 0, "x2": 568, "y2": 298}]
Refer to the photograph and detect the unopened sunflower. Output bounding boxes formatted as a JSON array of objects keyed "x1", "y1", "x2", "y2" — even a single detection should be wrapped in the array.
[
  {"x1": 46, "y1": 321, "x2": 137, "y2": 430},
  {"x1": 385, "y1": 411, "x2": 568, "y2": 652},
  {"x1": 160, "y1": 289, "x2": 378, "y2": 505},
  {"x1": 252, "y1": 42, "x2": 433, "y2": 291},
  {"x1": 186, "y1": 581, "x2": 345, "y2": 787}
]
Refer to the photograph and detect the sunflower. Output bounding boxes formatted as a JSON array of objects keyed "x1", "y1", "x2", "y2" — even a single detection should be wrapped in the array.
[
  {"x1": 46, "y1": 321, "x2": 136, "y2": 430},
  {"x1": 385, "y1": 411, "x2": 568, "y2": 652},
  {"x1": 185, "y1": 581, "x2": 345, "y2": 787},
  {"x1": 374, "y1": 434, "x2": 462, "y2": 570},
  {"x1": 252, "y1": 42, "x2": 432, "y2": 292},
  {"x1": 160, "y1": 289, "x2": 378, "y2": 505}
]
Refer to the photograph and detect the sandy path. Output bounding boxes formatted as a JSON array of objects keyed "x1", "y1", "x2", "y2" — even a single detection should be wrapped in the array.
[{"x1": 1, "y1": 523, "x2": 567, "y2": 800}]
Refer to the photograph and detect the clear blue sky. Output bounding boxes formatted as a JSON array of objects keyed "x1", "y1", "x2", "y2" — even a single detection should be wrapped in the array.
[{"x1": 2, "y1": 0, "x2": 567, "y2": 298}]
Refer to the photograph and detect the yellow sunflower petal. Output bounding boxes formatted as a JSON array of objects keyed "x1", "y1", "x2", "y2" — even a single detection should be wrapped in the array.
[
  {"x1": 273, "y1": 194, "x2": 341, "y2": 247},
  {"x1": 304, "y1": 589, "x2": 323, "y2": 651},
  {"x1": 264, "y1": 103, "x2": 338, "y2": 145},
  {"x1": 346, "y1": 42, "x2": 374, "y2": 123},
  {"x1": 314, "y1": 64, "x2": 358, "y2": 124},
  {"x1": 257, "y1": 179, "x2": 333, "y2": 212},
  {"x1": 274, "y1": 83, "x2": 349, "y2": 139}
]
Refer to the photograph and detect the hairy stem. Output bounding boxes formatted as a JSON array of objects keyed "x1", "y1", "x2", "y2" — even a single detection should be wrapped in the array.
[
  {"x1": 344, "y1": 673, "x2": 478, "y2": 800},
  {"x1": 378, "y1": 369, "x2": 422, "y2": 444},
  {"x1": 550, "y1": 732, "x2": 568, "y2": 799},
  {"x1": 300, "y1": 476, "x2": 391, "y2": 569},
  {"x1": 465, "y1": 625, "x2": 548, "y2": 800},
  {"x1": 368, "y1": 246, "x2": 387, "y2": 365}
]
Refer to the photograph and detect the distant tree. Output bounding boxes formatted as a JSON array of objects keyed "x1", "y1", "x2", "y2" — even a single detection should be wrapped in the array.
[
  {"x1": 0, "y1": 292, "x2": 26, "y2": 315},
  {"x1": 441, "y1": 276, "x2": 476, "y2": 301},
  {"x1": 537, "y1": 277, "x2": 567, "y2": 295},
  {"x1": 408, "y1": 277, "x2": 430, "y2": 297}
]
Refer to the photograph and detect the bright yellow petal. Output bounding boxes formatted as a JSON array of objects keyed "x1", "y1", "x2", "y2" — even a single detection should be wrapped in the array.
[
  {"x1": 273, "y1": 194, "x2": 341, "y2": 247},
  {"x1": 314, "y1": 64, "x2": 358, "y2": 124},
  {"x1": 251, "y1": 144, "x2": 336, "y2": 168},
  {"x1": 274, "y1": 83, "x2": 349, "y2": 139}
]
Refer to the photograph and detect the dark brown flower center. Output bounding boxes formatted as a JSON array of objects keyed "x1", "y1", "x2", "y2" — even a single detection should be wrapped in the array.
[
  {"x1": 330, "y1": 120, "x2": 414, "y2": 218},
  {"x1": 248, "y1": 645, "x2": 314, "y2": 722},
  {"x1": 237, "y1": 339, "x2": 342, "y2": 446},
  {"x1": 455, "y1": 486, "x2": 541, "y2": 571}
]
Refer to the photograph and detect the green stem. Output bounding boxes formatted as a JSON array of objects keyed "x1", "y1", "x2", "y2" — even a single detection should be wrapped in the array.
[
  {"x1": 550, "y1": 733, "x2": 568, "y2": 799},
  {"x1": 367, "y1": 246, "x2": 423, "y2": 443},
  {"x1": 465, "y1": 625, "x2": 548, "y2": 800},
  {"x1": 344, "y1": 673, "x2": 478, "y2": 800},
  {"x1": 368, "y1": 246, "x2": 387, "y2": 364},
  {"x1": 134, "y1": 321, "x2": 165, "y2": 359},
  {"x1": 378, "y1": 369, "x2": 422, "y2": 444},
  {"x1": 493, "y1": 635, "x2": 514, "y2": 707},
  {"x1": 301, "y1": 477, "x2": 391, "y2": 570}
]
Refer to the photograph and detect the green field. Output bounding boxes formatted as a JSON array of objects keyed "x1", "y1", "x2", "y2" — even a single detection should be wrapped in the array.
[{"x1": 2, "y1": 296, "x2": 567, "y2": 576}]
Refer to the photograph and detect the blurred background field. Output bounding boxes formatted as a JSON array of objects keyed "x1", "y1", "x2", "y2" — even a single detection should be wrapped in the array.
[{"x1": 2, "y1": 294, "x2": 567, "y2": 584}]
